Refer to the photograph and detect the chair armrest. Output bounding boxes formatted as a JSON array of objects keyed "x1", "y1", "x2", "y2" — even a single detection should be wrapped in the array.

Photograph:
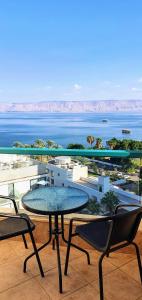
[
  {"x1": 68, "y1": 215, "x2": 111, "y2": 236},
  {"x1": 0, "y1": 213, "x2": 31, "y2": 230},
  {"x1": 0, "y1": 195, "x2": 18, "y2": 214},
  {"x1": 69, "y1": 215, "x2": 110, "y2": 225},
  {"x1": 115, "y1": 204, "x2": 141, "y2": 215}
]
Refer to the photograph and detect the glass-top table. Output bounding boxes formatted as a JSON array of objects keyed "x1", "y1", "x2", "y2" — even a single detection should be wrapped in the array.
[
  {"x1": 22, "y1": 186, "x2": 89, "y2": 293},
  {"x1": 22, "y1": 186, "x2": 89, "y2": 215}
]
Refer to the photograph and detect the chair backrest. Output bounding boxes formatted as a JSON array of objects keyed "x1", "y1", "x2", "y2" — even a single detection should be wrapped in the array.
[{"x1": 109, "y1": 207, "x2": 142, "y2": 246}]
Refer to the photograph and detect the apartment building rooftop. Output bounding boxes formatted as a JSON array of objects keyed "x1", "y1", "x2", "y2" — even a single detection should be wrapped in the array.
[{"x1": 48, "y1": 156, "x2": 82, "y2": 169}]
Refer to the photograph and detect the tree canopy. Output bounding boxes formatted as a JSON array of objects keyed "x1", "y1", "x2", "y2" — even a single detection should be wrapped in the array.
[
  {"x1": 67, "y1": 143, "x2": 85, "y2": 149},
  {"x1": 101, "y1": 191, "x2": 120, "y2": 214},
  {"x1": 87, "y1": 136, "x2": 95, "y2": 147}
]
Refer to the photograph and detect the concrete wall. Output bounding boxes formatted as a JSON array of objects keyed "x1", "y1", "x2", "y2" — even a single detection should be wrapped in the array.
[
  {"x1": 112, "y1": 179, "x2": 126, "y2": 185},
  {"x1": 47, "y1": 163, "x2": 88, "y2": 186},
  {"x1": 0, "y1": 184, "x2": 9, "y2": 196},
  {"x1": 67, "y1": 181, "x2": 103, "y2": 201},
  {"x1": 111, "y1": 185, "x2": 142, "y2": 202},
  {"x1": 0, "y1": 163, "x2": 47, "y2": 183}
]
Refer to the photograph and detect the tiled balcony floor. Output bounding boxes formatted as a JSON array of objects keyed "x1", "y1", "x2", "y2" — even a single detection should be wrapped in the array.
[{"x1": 0, "y1": 239, "x2": 142, "y2": 300}]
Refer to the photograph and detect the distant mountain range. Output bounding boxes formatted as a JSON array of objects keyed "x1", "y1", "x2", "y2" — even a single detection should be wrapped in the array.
[{"x1": 0, "y1": 100, "x2": 142, "y2": 113}]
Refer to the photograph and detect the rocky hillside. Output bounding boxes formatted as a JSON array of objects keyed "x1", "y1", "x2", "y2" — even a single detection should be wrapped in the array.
[{"x1": 0, "y1": 100, "x2": 142, "y2": 112}]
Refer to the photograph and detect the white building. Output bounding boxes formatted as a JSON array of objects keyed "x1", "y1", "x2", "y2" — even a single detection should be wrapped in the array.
[
  {"x1": 46, "y1": 156, "x2": 110, "y2": 201},
  {"x1": 0, "y1": 154, "x2": 48, "y2": 207},
  {"x1": 46, "y1": 156, "x2": 88, "y2": 186},
  {"x1": 0, "y1": 155, "x2": 139, "y2": 209},
  {"x1": 46, "y1": 156, "x2": 141, "y2": 204}
]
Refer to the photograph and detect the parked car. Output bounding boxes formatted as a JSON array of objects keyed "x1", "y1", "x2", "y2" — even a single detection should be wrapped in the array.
[
  {"x1": 124, "y1": 175, "x2": 130, "y2": 179},
  {"x1": 118, "y1": 172, "x2": 123, "y2": 177}
]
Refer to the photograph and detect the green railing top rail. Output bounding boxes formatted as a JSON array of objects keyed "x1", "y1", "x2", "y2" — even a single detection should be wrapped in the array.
[{"x1": 0, "y1": 147, "x2": 141, "y2": 158}]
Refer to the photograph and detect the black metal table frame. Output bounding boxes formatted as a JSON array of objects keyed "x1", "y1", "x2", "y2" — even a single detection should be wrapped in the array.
[{"x1": 23, "y1": 213, "x2": 90, "y2": 293}]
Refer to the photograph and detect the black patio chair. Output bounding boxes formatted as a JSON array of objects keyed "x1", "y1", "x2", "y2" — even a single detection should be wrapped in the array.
[
  {"x1": 64, "y1": 204, "x2": 142, "y2": 300},
  {"x1": 0, "y1": 195, "x2": 44, "y2": 277}
]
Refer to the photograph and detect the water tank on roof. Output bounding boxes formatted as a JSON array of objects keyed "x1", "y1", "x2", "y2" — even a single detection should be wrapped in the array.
[{"x1": 55, "y1": 156, "x2": 71, "y2": 165}]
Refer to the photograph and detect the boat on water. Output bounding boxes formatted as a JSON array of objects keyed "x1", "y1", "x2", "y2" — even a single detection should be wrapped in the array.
[
  {"x1": 102, "y1": 119, "x2": 108, "y2": 123},
  {"x1": 122, "y1": 129, "x2": 131, "y2": 134}
]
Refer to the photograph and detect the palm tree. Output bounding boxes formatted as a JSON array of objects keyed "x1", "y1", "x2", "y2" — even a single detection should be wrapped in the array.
[
  {"x1": 87, "y1": 135, "x2": 95, "y2": 148},
  {"x1": 121, "y1": 139, "x2": 130, "y2": 150},
  {"x1": 31, "y1": 139, "x2": 46, "y2": 162},
  {"x1": 96, "y1": 138, "x2": 102, "y2": 149},
  {"x1": 13, "y1": 141, "x2": 25, "y2": 148},
  {"x1": 46, "y1": 140, "x2": 56, "y2": 148},
  {"x1": 87, "y1": 197, "x2": 101, "y2": 214},
  {"x1": 67, "y1": 143, "x2": 85, "y2": 149},
  {"x1": 33, "y1": 139, "x2": 46, "y2": 148},
  {"x1": 101, "y1": 191, "x2": 120, "y2": 214},
  {"x1": 107, "y1": 138, "x2": 117, "y2": 149}
]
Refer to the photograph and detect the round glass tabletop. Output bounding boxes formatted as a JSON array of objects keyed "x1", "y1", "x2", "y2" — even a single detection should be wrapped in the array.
[{"x1": 22, "y1": 186, "x2": 89, "y2": 215}]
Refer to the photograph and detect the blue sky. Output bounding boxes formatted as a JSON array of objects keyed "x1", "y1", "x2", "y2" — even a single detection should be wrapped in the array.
[{"x1": 0, "y1": 0, "x2": 142, "y2": 102}]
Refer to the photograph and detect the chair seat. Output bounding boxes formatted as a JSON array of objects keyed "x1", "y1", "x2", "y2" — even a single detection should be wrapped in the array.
[
  {"x1": 0, "y1": 213, "x2": 35, "y2": 240},
  {"x1": 75, "y1": 221, "x2": 111, "y2": 252}
]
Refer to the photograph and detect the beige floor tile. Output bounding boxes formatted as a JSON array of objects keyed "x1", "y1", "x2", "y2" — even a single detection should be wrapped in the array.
[
  {"x1": 25, "y1": 244, "x2": 83, "y2": 276},
  {"x1": 70, "y1": 254, "x2": 116, "y2": 283},
  {"x1": 9, "y1": 240, "x2": 42, "y2": 258},
  {"x1": 0, "y1": 241, "x2": 18, "y2": 265},
  {"x1": 0, "y1": 257, "x2": 32, "y2": 293},
  {"x1": 120, "y1": 257, "x2": 142, "y2": 283},
  {"x1": 27, "y1": 247, "x2": 58, "y2": 276},
  {"x1": 91, "y1": 269, "x2": 142, "y2": 300},
  {"x1": 10, "y1": 240, "x2": 82, "y2": 260},
  {"x1": 63, "y1": 284, "x2": 101, "y2": 300},
  {"x1": 1, "y1": 240, "x2": 141, "y2": 300},
  {"x1": 0, "y1": 278, "x2": 50, "y2": 300},
  {"x1": 60, "y1": 245, "x2": 84, "y2": 262},
  {"x1": 36, "y1": 266, "x2": 88, "y2": 300},
  {"x1": 107, "y1": 251, "x2": 135, "y2": 268}
]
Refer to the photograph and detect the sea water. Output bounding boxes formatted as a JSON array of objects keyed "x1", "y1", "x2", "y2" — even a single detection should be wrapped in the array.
[{"x1": 0, "y1": 112, "x2": 141, "y2": 147}]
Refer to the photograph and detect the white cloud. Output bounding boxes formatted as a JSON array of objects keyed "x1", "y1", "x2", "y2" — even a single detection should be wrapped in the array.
[
  {"x1": 43, "y1": 85, "x2": 52, "y2": 90},
  {"x1": 63, "y1": 92, "x2": 72, "y2": 96},
  {"x1": 131, "y1": 87, "x2": 142, "y2": 92},
  {"x1": 138, "y1": 77, "x2": 142, "y2": 83},
  {"x1": 115, "y1": 84, "x2": 121, "y2": 88},
  {"x1": 102, "y1": 81, "x2": 120, "y2": 88},
  {"x1": 74, "y1": 83, "x2": 82, "y2": 90},
  {"x1": 103, "y1": 80, "x2": 112, "y2": 86}
]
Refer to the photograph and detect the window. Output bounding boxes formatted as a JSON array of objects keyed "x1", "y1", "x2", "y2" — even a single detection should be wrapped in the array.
[
  {"x1": 51, "y1": 179, "x2": 54, "y2": 185},
  {"x1": 37, "y1": 176, "x2": 46, "y2": 182},
  {"x1": 8, "y1": 183, "x2": 14, "y2": 197},
  {"x1": 30, "y1": 179, "x2": 38, "y2": 189}
]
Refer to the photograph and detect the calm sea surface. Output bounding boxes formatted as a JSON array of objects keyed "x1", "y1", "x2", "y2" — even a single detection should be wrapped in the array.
[{"x1": 0, "y1": 112, "x2": 141, "y2": 147}]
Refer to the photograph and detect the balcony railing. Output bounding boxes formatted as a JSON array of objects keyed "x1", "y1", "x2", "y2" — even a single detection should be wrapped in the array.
[{"x1": 0, "y1": 147, "x2": 141, "y2": 157}]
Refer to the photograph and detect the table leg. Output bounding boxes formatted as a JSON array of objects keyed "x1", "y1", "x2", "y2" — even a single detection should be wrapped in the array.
[
  {"x1": 54, "y1": 215, "x2": 63, "y2": 293},
  {"x1": 52, "y1": 238, "x2": 56, "y2": 250},
  {"x1": 23, "y1": 215, "x2": 52, "y2": 272},
  {"x1": 61, "y1": 215, "x2": 67, "y2": 243}
]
